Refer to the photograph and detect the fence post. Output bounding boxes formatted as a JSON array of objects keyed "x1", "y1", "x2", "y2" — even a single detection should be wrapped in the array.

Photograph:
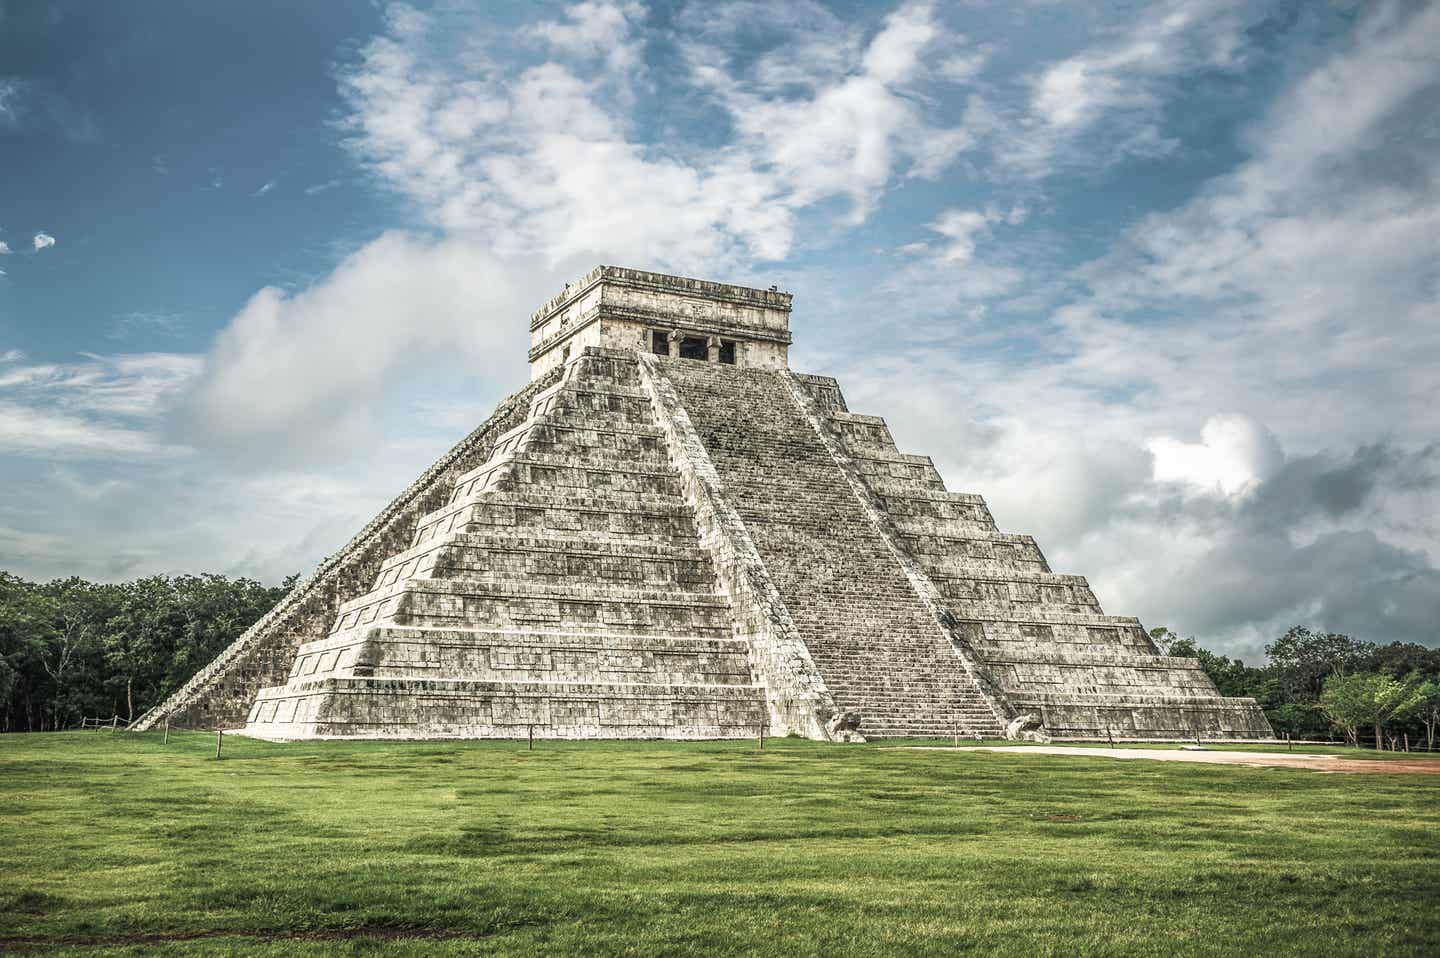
[
  {"x1": 111, "y1": 715, "x2": 118, "y2": 731},
  {"x1": 758, "y1": 723, "x2": 765, "y2": 751},
  {"x1": 215, "y1": 729, "x2": 223, "y2": 760},
  {"x1": 1286, "y1": 731, "x2": 1292, "y2": 751},
  {"x1": 1106, "y1": 726, "x2": 1114, "y2": 747},
  {"x1": 528, "y1": 725, "x2": 534, "y2": 751},
  {"x1": 163, "y1": 717, "x2": 170, "y2": 746},
  {"x1": 1404, "y1": 733, "x2": 1410, "y2": 753}
]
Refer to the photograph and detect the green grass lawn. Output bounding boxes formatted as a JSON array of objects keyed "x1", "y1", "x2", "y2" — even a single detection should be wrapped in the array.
[{"x1": 3, "y1": 732, "x2": 1438, "y2": 956}]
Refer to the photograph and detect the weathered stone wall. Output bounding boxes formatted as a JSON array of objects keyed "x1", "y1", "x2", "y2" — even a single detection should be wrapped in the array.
[
  {"x1": 793, "y1": 375, "x2": 1273, "y2": 740},
  {"x1": 636, "y1": 352, "x2": 839, "y2": 739},
  {"x1": 153, "y1": 267, "x2": 1273, "y2": 743},
  {"x1": 529, "y1": 267, "x2": 792, "y2": 379},
  {"x1": 241, "y1": 350, "x2": 770, "y2": 740},
  {"x1": 659, "y1": 358, "x2": 1004, "y2": 739},
  {"x1": 131, "y1": 368, "x2": 564, "y2": 732}
]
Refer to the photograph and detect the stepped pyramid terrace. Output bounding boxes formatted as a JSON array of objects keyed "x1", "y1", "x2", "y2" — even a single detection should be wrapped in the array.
[{"x1": 133, "y1": 267, "x2": 1273, "y2": 742}]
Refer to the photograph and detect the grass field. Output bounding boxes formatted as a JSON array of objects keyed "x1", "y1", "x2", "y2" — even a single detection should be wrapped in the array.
[{"x1": 3, "y1": 732, "x2": 1438, "y2": 956}]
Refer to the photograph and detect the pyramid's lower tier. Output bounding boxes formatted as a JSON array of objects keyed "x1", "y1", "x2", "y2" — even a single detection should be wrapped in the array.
[{"x1": 223, "y1": 347, "x2": 1268, "y2": 741}]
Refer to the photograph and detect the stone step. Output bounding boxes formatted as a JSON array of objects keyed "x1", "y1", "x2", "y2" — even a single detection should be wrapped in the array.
[
  {"x1": 1011, "y1": 692, "x2": 1273, "y2": 739},
  {"x1": 825, "y1": 419, "x2": 898, "y2": 453},
  {"x1": 331, "y1": 578, "x2": 733, "y2": 638},
  {"x1": 449, "y1": 431, "x2": 670, "y2": 497},
  {"x1": 979, "y1": 647, "x2": 1204, "y2": 669},
  {"x1": 284, "y1": 627, "x2": 754, "y2": 687},
  {"x1": 449, "y1": 454, "x2": 683, "y2": 501},
  {"x1": 413, "y1": 487, "x2": 698, "y2": 546},
  {"x1": 875, "y1": 488, "x2": 995, "y2": 522},
  {"x1": 841, "y1": 446, "x2": 936, "y2": 469},
  {"x1": 378, "y1": 530, "x2": 712, "y2": 581},
  {"x1": 372, "y1": 536, "x2": 718, "y2": 592},
  {"x1": 929, "y1": 569, "x2": 1092, "y2": 588},
  {"x1": 244, "y1": 676, "x2": 769, "y2": 741},
  {"x1": 336, "y1": 574, "x2": 730, "y2": 620},
  {"x1": 942, "y1": 606, "x2": 1143, "y2": 630},
  {"x1": 296, "y1": 626, "x2": 752, "y2": 659},
  {"x1": 898, "y1": 529, "x2": 1044, "y2": 558},
  {"x1": 521, "y1": 427, "x2": 668, "y2": 462},
  {"x1": 936, "y1": 584, "x2": 1103, "y2": 616},
  {"x1": 828, "y1": 410, "x2": 887, "y2": 426},
  {"x1": 888, "y1": 513, "x2": 1001, "y2": 537},
  {"x1": 532, "y1": 388, "x2": 655, "y2": 423},
  {"x1": 1015, "y1": 691, "x2": 1266, "y2": 707},
  {"x1": 658, "y1": 359, "x2": 1007, "y2": 742}
]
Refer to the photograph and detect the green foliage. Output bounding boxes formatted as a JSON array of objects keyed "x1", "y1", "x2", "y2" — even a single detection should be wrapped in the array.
[
  {"x1": 2, "y1": 734, "x2": 1438, "y2": 956},
  {"x1": 1416, "y1": 679, "x2": 1440, "y2": 749},
  {"x1": 1266, "y1": 626, "x2": 1375, "y2": 701},
  {"x1": 1319, "y1": 672, "x2": 1427, "y2": 749},
  {"x1": 1155, "y1": 623, "x2": 1440, "y2": 745},
  {"x1": 0, "y1": 571, "x2": 289, "y2": 731}
]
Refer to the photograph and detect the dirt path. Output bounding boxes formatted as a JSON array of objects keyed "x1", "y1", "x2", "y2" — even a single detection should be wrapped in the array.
[{"x1": 903, "y1": 745, "x2": 1440, "y2": 774}]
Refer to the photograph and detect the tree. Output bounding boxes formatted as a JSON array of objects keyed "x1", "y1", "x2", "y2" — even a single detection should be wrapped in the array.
[
  {"x1": 1149, "y1": 626, "x2": 1183, "y2": 655},
  {"x1": 0, "y1": 569, "x2": 292, "y2": 732},
  {"x1": 1414, "y1": 678, "x2": 1440, "y2": 751},
  {"x1": 1267, "y1": 626, "x2": 1374, "y2": 702},
  {"x1": 102, "y1": 577, "x2": 174, "y2": 723},
  {"x1": 1364, "y1": 642, "x2": 1440, "y2": 680},
  {"x1": 1319, "y1": 672, "x2": 1426, "y2": 749}
]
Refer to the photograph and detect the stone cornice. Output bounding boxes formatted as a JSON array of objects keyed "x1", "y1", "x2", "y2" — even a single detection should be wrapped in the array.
[
  {"x1": 527, "y1": 302, "x2": 793, "y2": 362},
  {"x1": 530, "y1": 265, "x2": 793, "y2": 332}
]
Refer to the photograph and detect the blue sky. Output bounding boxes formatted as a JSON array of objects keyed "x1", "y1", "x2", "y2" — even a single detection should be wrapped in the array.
[{"x1": 1, "y1": 0, "x2": 1436, "y2": 658}]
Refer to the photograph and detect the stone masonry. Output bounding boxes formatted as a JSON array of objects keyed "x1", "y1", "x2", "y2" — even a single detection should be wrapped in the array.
[{"x1": 141, "y1": 266, "x2": 1272, "y2": 742}]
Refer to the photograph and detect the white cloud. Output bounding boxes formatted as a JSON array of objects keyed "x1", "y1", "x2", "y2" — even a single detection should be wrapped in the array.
[
  {"x1": 338, "y1": 3, "x2": 784, "y2": 268},
  {"x1": 0, "y1": 77, "x2": 25, "y2": 126},
  {"x1": 1149, "y1": 414, "x2": 1283, "y2": 496},
  {"x1": 0, "y1": 352, "x2": 201, "y2": 419},
  {"x1": 1003, "y1": 0, "x2": 1265, "y2": 176},
  {"x1": 1072, "y1": 0, "x2": 1440, "y2": 452},
  {"x1": 0, "y1": 352, "x2": 198, "y2": 458},
  {"x1": 0, "y1": 241, "x2": 11, "y2": 255},
  {"x1": 32, "y1": 232, "x2": 55, "y2": 251},
  {"x1": 939, "y1": 45, "x2": 990, "y2": 85},
  {"x1": 304, "y1": 179, "x2": 341, "y2": 196},
  {"x1": 531, "y1": 0, "x2": 645, "y2": 79},
  {"x1": 686, "y1": 2, "x2": 971, "y2": 224},
  {"x1": 253, "y1": 180, "x2": 276, "y2": 197},
  {"x1": 338, "y1": 1, "x2": 971, "y2": 268},
  {"x1": 928, "y1": 208, "x2": 995, "y2": 263},
  {"x1": 0, "y1": 403, "x2": 162, "y2": 457},
  {"x1": 179, "y1": 231, "x2": 544, "y2": 458}
]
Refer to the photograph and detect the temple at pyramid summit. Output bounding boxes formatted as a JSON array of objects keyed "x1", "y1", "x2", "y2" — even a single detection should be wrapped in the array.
[{"x1": 133, "y1": 267, "x2": 1273, "y2": 742}]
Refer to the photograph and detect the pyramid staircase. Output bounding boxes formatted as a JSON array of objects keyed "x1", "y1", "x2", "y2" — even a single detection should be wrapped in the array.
[
  {"x1": 656, "y1": 358, "x2": 1005, "y2": 739},
  {"x1": 242, "y1": 351, "x2": 768, "y2": 739},
  {"x1": 794, "y1": 375, "x2": 1273, "y2": 740}
]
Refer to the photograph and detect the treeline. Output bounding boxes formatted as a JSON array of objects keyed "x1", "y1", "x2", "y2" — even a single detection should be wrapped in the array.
[
  {"x1": 0, "y1": 571, "x2": 293, "y2": 732},
  {"x1": 3, "y1": 566, "x2": 1438, "y2": 745},
  {"x1": 1156, "y1": 626, "x2": 1440, "y2": 748}
]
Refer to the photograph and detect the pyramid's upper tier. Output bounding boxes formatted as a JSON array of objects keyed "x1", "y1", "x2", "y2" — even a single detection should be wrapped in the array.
[{"x1": 529, "y1": 266, "x2": 793, "y2": 379}]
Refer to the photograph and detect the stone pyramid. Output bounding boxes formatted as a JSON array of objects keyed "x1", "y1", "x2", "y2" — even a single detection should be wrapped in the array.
[{"x1": 133, "y1": 267, "x2": 1272, "y2": 742}]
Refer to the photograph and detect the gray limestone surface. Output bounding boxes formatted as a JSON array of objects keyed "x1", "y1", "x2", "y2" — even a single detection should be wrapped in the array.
[{"x1": 142, "y1": 266, "x2": 1272, "y2": 742}]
